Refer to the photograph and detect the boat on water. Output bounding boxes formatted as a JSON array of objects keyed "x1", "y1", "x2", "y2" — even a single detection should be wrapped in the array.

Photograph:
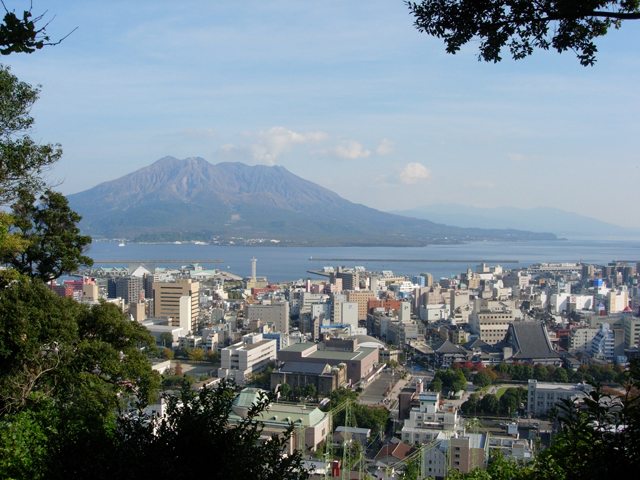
[{"x1": 118, "y1": 242, "x2": 125, "y2": 247}]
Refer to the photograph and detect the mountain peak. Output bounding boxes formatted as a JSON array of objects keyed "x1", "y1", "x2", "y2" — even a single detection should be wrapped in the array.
[{"x1": 67, "y1": 157, "x2": 557, "y2": 245}]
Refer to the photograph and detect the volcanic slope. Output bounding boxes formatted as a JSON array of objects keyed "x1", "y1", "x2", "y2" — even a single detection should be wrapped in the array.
[{"x1": 66, "y1": 156, "x2": 556, "y2": 246}]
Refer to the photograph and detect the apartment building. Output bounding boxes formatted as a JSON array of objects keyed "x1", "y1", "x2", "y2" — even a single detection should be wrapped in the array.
[{"x1": 152, "y1": 278, "x2": 200, "y2": 332}]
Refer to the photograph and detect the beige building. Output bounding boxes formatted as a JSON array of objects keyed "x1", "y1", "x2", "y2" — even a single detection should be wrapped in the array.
[
  {"x1": 624, "y1": 316, "x2": 640, "y2": 349},
  {"x1": 469, "y1": 298, "x2": 516, "y2": 345},
  {"x1": 346, "y1": 290, "x2": 375, "y2": 320},
  {"x1": 568, "y1": 327, "x2": 599, "y2": 353},
  {"x1": 152, "y1": 279, "x2": 200, "y2": 332}
]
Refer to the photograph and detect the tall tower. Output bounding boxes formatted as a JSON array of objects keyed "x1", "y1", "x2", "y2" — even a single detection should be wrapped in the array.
[{"x1": 251, "y1": 257, "x2": 257, "y2": 281}]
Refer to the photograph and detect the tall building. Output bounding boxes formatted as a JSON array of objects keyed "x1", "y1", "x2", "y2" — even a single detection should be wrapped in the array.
[
  {"x1": 218, "y1": 333, "x2": 277, "y2": 385},
  {"x1": 338, "y1": 271, "x2": 359, "y2": 291},
  {"x1": 346, "y1": 290, "x2": 375, "y2": 320},
  {"x1": 624, "y1": 316, "x2": 640, "y2": 349},
  {"x1": 246, "y1": 301, "x2": 290, "y2": 333},
  {"x1": 590, "y1": 323, "x2": 625, "y2": 362},
  {"x1": 469, "y1": 298, "x2": 516, "y2": 345},
  {"x1": 153, "y1": 279, "x2": 200, "y2": 332},
  {"x1": 115, "y1": 276, "x2": 143, "y2": 305}
]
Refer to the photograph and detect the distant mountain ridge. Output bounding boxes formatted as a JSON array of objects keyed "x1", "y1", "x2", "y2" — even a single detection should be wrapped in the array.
[
  {"x1": 389, "y1": 204, "x2": 640, "y2": 239},
  {"x1": 67, "y1": 157, "x2": 557, "y2": 246}
]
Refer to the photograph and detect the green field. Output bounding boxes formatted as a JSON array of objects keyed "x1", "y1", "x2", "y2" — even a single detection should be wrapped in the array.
[{"x1": 495, "y1": 387, "x2": 508, "y2": 398}]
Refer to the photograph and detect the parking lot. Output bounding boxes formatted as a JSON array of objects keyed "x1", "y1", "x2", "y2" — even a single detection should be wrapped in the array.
[{"x1": 360, "y1": 371, "x2": 395, "y2": 405}]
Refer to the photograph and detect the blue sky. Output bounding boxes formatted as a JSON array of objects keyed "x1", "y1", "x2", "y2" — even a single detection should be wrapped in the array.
[{"x1": 6, "y1": 1, "x2": 640, "y2": 228}]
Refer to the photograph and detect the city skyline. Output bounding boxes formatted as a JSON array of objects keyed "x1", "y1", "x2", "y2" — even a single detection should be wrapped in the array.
[{"x1": 6, "y1": 0, "x2": 640, "y2": 228}]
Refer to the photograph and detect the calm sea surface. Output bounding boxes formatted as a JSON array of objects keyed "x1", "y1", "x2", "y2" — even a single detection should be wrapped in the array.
[{"x1": 86, "y1": 239, "x2": 640, "y2": 283}]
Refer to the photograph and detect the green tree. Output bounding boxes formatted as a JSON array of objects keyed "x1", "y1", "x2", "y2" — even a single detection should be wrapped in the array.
[
  {"x1": 279, "y1": 382, "x2": 292, "y2": 399},
  {"x1": 499, "y1": 393, "x2": 518, "y2": 416},
  {"x1": 430, "y1": 378, "x2": 443, "y2": 392},
  {"x1": 534, "y1": 364, "x2": 549, "y2": 381},
  {"x1": 0, "y1": 65, "x2": 61, "y2": 205},
  {"x1": 0, "y1": 7, "x2": 62, "y2": 56},
  {"x1": 159, "y1": 332, "x2": 174, "y2": 347},
  {"x1": 205, "y1": 350, "x2": 220, "y2": 364},
  {"x1": 304, "y1": 383, "x2": 317, "y2": 398},
  {"x1": 407, "y1": 0, "x2": 640, "y2": 66},
  {"x1": 480, "y1": 394, "x2": 499, "y2": 415},
  {"x1": 460, "y1": 392, "x2": 481, "y2": 415},
  {"x1": 32, "y1": 384, "x2": 310, "y2": 480},
  {"x1": 473, "y1": 371, "x2": 492, "y2": 388},
  {"x1": 188, "y1": 348, "x2": 205, "y2": 362},
  {"x1": 5, "y1": 189, "x2": 92, "y2": 282},
  {"x1": 553, "y1": 367, "x2": 569, "y2": 383},
  {"x1": 161, "y1": 348, "x2": 175, "y2": 360},
  {"x1": 534, "y1": 365, "x2": 640, "y2": 479},
  {"x1": 0, "y1": 278, "x2": 159, "y2": 415}
]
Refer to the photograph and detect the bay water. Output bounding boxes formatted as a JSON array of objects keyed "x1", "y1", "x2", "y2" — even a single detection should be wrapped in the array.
[{"x1": 86, "y1": 239, "x2": 640, "y2": 283}]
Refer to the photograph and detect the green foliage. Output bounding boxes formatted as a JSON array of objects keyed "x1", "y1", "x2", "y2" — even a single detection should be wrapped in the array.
[
  {"x1": 162, "y1": 374, "x2": 196, "y2": 389},
  {"x1": 433, "y1": 368, "x2": 467, "y2": 392},
  {"x1": 444, "y1": 362, "x2": 640, "y2": 480},
  {"x1": 251, "y1": 361, "x2": 276, "y2": 388},
  {"x1": 534, "y1": 365, "x2": 640, "y2": 479},
  {"x1": 0, "y1": 278, "x2": 159, "y2": 415},
  {"x1": 0, "y1": 407, "x2": 51, "y2": 479},
  {"x1": 0, "y1": 65, "x2": 61, "y2": 205},
  {"x1": 553, "y1": 367, "x2": 569, "y2": 383},
  {"x1": 473, "y1": 371, "x2": 492, "y2": 388},
  {"x1": 159, "y1": 332, "x2": 173, "y2": 346},
  {"x1": 460, "y1": 392, "x2": 481, "y2": 415},
  {"x1": 534, "y1": 364, "x2": 548, "y2": 381},
  {"x1": 161, "y1": 348, "x2": 175, "y2": 360},
  {"x1": 205, "y1": 350, "x2": 220, "y2": 363},
  {"x1": 107, "y1": 384, "x2": 308, "y2": 480},
  {"x1": 480, "y1": 394, "x2": 499, "y2": 415},
  {"x1": 323, "y1": 388, "x2": 389, "y2": 434},
  {"x1": 5, "y1": 189, "x2": 92, "y2": 281},
  {"x1": 430, "y1": 377, "x2": 443, "y2": 392},
  {"x1": 304, "y1": 383, "x2": 317, "y2": 398},
  {"x1": 279, "y1": 382, "x2": 292, "y2": 399},
  {"x1": 0, "y1": 9, "x2": 54, "y2": 55},
  {"x1": 407, "y1": 0, "x2": 640, "y2": 66},
  {"x1": 188, "y1": 347, "x2": 205, "y2": 362}
]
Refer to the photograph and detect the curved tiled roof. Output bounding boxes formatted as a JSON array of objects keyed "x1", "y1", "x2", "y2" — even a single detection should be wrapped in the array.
[{"x1": 505, "y1": 322, "x2": 560, "y2": 360}]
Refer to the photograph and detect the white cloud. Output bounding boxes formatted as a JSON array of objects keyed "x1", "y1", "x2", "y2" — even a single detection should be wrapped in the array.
[
  {"x1": 317, "y1": 140, "x2": 371, "y2": 159},
  {"x1": 399, "y1": 163, "x2": 430, "y2": 184},
  {"x1": 508, "y1": 152, "x2": 526, "y2": 161},
  {"x1": 215, "y1": 127, "x2": 329, "y2": 165},
  {"x1": 376, "y1": 138, "x2": 395, "y2": 155},
  {"x1": 251, "y1": 127, "x2": 328, "y2": 162}
]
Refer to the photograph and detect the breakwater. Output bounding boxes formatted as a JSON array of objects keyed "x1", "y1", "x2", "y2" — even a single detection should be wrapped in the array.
[{"x1": 308, "y1": 258, "x2": 519, "y2": 263}]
